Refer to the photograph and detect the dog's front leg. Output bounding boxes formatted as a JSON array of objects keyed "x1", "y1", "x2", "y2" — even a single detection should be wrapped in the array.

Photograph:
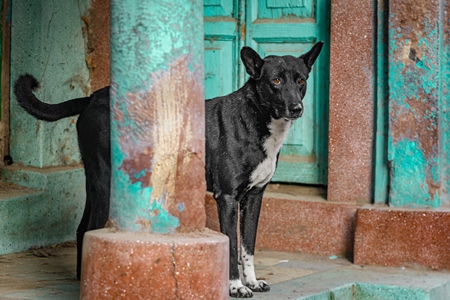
[
  {"x1": 239, "y1": 188, "x2": 270, "y2": 293},
  {"x1": 217, "y1": 195, "x2": 254, "y2": 298}
]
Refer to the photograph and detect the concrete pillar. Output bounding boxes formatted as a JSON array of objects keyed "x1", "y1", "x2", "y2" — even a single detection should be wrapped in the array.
[
  {"x1": 80, "y1": 1, "x2": 228, "y2": 299},
  {"x1": 327, "y1": 0, "x2": 374, "y2": 203}
]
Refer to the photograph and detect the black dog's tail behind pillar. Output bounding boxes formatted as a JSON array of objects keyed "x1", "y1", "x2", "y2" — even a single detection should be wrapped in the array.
[{"x1": 13, "y1": 74, "x2": 91, "y2": 122}]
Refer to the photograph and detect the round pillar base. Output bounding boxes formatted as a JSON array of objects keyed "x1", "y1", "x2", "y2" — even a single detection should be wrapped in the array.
[{"x1": 80, "y1": 228, "x2": 229, "y2": 300}]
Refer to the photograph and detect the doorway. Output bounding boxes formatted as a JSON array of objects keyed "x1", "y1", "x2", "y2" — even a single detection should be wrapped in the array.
[{"x1": 204, "y1": 0, "x2": 330, "y2": 184}]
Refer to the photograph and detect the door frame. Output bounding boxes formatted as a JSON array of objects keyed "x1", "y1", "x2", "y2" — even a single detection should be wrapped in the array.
[{"x1": 0, "y1": 0, "x2": 11, "y2": 166}]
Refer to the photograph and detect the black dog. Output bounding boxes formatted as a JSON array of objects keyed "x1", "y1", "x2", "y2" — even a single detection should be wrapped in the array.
[{"x1": 14, "y1": 42, "x2": 323, "y2": 298}]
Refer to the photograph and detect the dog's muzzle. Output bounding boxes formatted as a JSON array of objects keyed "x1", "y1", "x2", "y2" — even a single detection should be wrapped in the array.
[{"x1": 285, "y1": 103, "x2": 303, "y2": 120}]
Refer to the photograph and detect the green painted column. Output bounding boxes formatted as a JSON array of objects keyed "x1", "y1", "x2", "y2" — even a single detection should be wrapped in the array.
[
  {"x1": 388, "y1": 1, "x2": 444, "y2": 207},
  {"x1": 109, "y1": 0, "x2": 206, "y2": 232},
  {"x1": 81, "y1": 4, "x2": 228, "y2": 297}
]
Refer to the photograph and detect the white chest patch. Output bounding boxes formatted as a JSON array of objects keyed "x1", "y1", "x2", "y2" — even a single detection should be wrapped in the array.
[{"x1": 249, "y1": 118, "x2": 291, "y2": 189}]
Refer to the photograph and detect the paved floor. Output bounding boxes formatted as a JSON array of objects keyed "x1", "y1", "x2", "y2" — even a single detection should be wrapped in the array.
[{"x1": 1, "y1": 243, "x2": 450, "y2": 299}]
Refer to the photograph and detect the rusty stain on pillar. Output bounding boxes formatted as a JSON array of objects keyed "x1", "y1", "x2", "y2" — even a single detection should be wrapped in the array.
[
  {"x1": 388, "y1": 1, "x2": 441, "y2": 207},
  {"x1": 109, "y1": 0, "x2": 206, "y2": 232}
]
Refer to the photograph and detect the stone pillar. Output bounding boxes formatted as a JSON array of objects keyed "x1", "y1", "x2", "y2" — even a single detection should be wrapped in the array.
[
  {"x1": 327, "y1": 0, "x2": 374, "y2": 203},
  {"x1": 388, "y1": 0, "x2": 443, "y2": 207},
  {"x1": 80, "y1": 1, "x2": 229, "y2": 299}
]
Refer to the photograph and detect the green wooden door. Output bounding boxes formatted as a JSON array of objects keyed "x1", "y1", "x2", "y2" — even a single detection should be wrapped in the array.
[
  {"x1": 204, "y1": 0, "x2": 329, "y2": 185},
  {"x1": 203, "y1": 0, "x2": 239, "y2": 99}
]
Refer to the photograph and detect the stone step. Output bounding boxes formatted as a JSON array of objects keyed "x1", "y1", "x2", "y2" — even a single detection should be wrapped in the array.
[
  {"x1": 0, "y1": 181, "x2": 41, "y2": 200},
  {"x1": 0, "y1": 165, "x2": 85, "y2": 255},
  {"x1": 252, "y1": 264, "x2": 450, "y2": 300}
]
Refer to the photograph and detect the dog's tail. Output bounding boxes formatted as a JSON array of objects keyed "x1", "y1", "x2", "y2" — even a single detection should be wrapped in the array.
[{"x1": 13, "y1": 74, "x2": 91, "y2": 122}]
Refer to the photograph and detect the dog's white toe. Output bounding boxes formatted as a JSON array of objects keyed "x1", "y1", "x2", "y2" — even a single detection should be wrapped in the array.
[
  {"x1": 247, "y1": 280, "x2": 270, "y2": 293},
  {"x1": 232, "y1": 286, "x2": 253, "y2": 298},
  {"x1": 230, "y1": 279, "x2": 254, "y2": 298}
]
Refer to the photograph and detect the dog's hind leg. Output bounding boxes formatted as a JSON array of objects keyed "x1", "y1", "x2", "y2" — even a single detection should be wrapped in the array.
[
  {"x1": 216, "y1": 195, "x2": 254, "y2": 298},
  {"x1": 75, "y1": 100, "x2": 110, "y2": 280},
  {"x1": 75, "y1": 159, "x2": 110, "y2": 279},
  {"x1": 239, "y1": 188, "x2": 270, "y2": 293},
  {"x1": 75, "y1": 163, "x2": 110, "y2": 279}
]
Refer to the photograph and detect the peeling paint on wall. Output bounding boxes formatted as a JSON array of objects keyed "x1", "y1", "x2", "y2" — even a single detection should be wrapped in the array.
[
  {"x1": 388, "y1": 0, "x2": 443, "y2": 207},
  {"x1": 389, "y1": 139, "x2": 439, "y2": 207}
]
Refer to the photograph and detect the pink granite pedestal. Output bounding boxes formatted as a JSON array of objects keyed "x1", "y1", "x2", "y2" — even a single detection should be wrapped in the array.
[{"x1": 80, "y1": 228, "x2": 229, "y2": 300}]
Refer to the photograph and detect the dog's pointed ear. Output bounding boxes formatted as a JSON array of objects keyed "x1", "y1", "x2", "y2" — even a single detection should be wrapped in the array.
[
  {"x1": 241, "y1": 47, "x2": 264, "y2": 79},
  {"x1": 299, "y1": 41, "x2": 324, "y2": 71}
]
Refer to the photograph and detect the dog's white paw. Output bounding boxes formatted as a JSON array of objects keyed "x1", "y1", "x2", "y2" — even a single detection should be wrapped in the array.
[
  {"x1": 229, "y1": 279, "x2": 254, "y2": 298},
  {"x1": 240, "y1": 246, "x2": 270, "y2": 293},
  {"x1": 246, "y1": 280, "x2": 270, "y2": 293}
]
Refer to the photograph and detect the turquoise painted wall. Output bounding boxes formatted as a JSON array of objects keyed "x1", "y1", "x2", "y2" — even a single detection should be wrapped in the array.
[
  {"x1": 1, "y1": 0, "x2": 90, "y2": 254},
  {"x1": 10, "y1": 0, "x2": 90, "y2": 168}
]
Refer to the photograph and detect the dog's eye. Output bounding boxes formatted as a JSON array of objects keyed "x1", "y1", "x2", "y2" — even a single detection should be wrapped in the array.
[
  {"x1": 297, "y1": 79, "x2": 306, "y2": 85},
  {"x1": 272, "y1": 78, "x2": 281, "y2": 85}
]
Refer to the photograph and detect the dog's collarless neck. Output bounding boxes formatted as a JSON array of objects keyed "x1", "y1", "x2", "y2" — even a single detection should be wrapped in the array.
[{"x1": 240, "y1": 81, "x2": 271, "y2": 122}]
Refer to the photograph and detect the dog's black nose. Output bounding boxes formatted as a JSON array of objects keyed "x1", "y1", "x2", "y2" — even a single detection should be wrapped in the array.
[{"x1": 289, "y1": 104, "x2": 303, "y2": 117}]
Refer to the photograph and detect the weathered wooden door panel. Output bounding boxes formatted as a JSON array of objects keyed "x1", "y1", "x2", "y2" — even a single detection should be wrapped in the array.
[
  {"x1": 259, "y1": 0, "x2": 313, "y2": 18},
  {"x1": 204, "y1": 0, "x2": 234, "y2": 17},
  {"x1": 204, "y1": 39, "x2": 236, "y2": 99},
  {"x1": 204, "y1": 0, "x2": 329, "y2": 185},
  {"x1": 204, "y1": 0, "x2": 239, "y2": 99}
]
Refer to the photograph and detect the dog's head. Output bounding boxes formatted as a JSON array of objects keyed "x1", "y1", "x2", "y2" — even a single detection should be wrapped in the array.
[{"x1": 241, "y1": 42, "x2": 323, "y2": 121}]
